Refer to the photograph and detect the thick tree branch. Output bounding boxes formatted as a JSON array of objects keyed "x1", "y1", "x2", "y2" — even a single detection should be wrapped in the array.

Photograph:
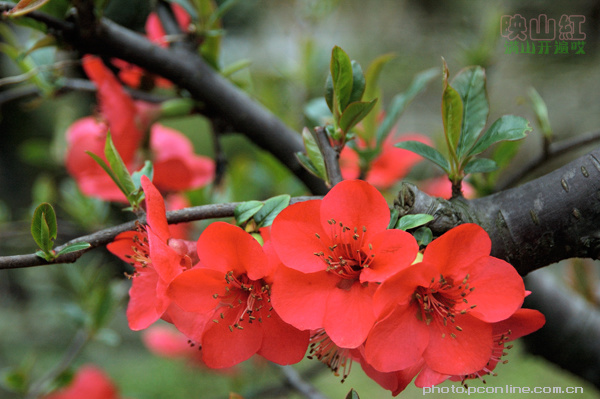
[
  {"x1": 0, "y1": 196, "x2": 318, "y2": 270},
  {"x1": 395, "y1": 146, "x2": 600, "y2": 276}
]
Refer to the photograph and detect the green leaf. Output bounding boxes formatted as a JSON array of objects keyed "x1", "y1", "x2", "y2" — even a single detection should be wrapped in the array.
[
  {"x1": 0, "y1": 368, "x2": 28, "y2": 393},
  {"x1": 330, "y1": 46, "x2": 354, "y2": 112},
  {"x1": 395, "y1": 141, "x2": 450, "y2": 173},
  {"x1": 3, "y1": 0, "x2": 52, "y2": 17},
  {"x1": 345, "y1": 389, "x2": 360, "y2": 399},
  {"x1": 387, "y1": 208, "x2": 400, "y2": 229},
  {"x1": 441, "y1": 62, "x2": 463, "y2": 155},
  {"x1": 55, "y1": 242, "x2": 92, "y2": 257},
  {"x1": 463, "y1": 158, "x2": 498, "y2": 174},
  {"x1": 348, "y1": 60, "x2": 366, "y2": 105},
  {"x1": 104, "y1": 132, "x2": 136, "y2": 197},
  {"x1": 468, "y1": 115, "x2": 532, "y2": 156},
  {"x1": 396, "y1": 214, "x2": 434, "y2": 231},
  {"x1": 131, "y1": 161, "x2": 154, "y2": 191},
  {"x1": 234, "y1": 201, "x2": 264, "y2": 225},
  {"x1": 254, "y1": 195, "x2": 291, "y2": 227},
  {"x1": 324, "y1": 74, "x2": 334, "y2": 113},
  {"x1": 414, "y1": 226, "x2": 433, "y2": 246},
  {"x1": 31, "y1": 202, "x2": 57, "y2": 253},
  {"x1": 86, "y1": 151, "x2": 127, "y2": 195},
  {"x1": 35, "y1": 249, "x2": 54, "y2": 261},
  {"x1": 375, "y1": 67, "x2": 438, "y2": 146},
  {"x1": 528, "y1": 87, "x2": 552, "y2": 139},
  {"x1": 302, "y1": 127, "x2": 327, "y2": 181},
  {"x1": 361, "y1": 53, "x2": 395, "y2": 141},
  {"x1": 452, "y1": 66, "x2": 489, "y2": 157},
  {"x1": 339, "y1": 99, "x2": 377, "y2": 133},
  {"x1": 296, "y1": 152, "x2": 323, "y2": 179}
]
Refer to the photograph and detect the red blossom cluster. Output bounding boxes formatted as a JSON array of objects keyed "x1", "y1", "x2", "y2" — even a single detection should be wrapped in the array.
[{"x1": 107, "y1": 177, "x2": 544, "y2": 395}]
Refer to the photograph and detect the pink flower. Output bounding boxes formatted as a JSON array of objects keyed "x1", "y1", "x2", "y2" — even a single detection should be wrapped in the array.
[
  {"x1": 43, "y1": 365, "x2": 121, "y2": 399},
  {"x1": 65, "y1": 56, "x2": 214, "y2": 201},
  {"x1": 419, "y1": 176, "x2": 476, "y2": 199}
]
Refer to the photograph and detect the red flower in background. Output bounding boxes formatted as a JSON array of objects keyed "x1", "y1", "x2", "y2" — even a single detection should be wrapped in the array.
[
  {"x1": 65, "y1": 56, "x2": 214, "y2": 201},
  {"x1": 43, "y1": 365, "x2": 121, "y2": 399},
  {"x1": 365, "y1": 224, "x2": 526, "y2": 376},
  {"x1": 108, "y1": 176, "x2": 198, "y2": 330},
  {"x1": 419, "y1": 176, "x2": 476, "y2": 199},
  {"x1": 340, "y1": 133, "x2": 432, "y2": 189},
  {"x1": 167, "y1": 222, "x2": 309, "y2": 368},
  {"x1": 270, "y1": 180, "x2": 419, "y2": 349},
  {"x1": 116, "y1": 2, "x2": 191, "y2": 88}
]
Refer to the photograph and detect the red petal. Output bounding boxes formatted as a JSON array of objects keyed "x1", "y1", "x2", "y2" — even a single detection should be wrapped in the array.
[
  {"x1": 106, "y1": 231, "x2": 137, "y2": 262},
  {"x1": 141, "y1": 176, "x2": 170, "y2": 242},
  {"x1": 82, "y1": 56, "x2": 142, "y2": 163},
  {"x1": 423, "y1": 224, "x2": 491, "y2": 276},
  {"x1": 167, "y1": 268, "x2": 226, "y2": 313},
  {"x1": 127, "y1": 269, "x2": 161, "y2": 330},
  {"x1": 201, "y1": 307, "x2": 263, "y2": 368},
  {"x1": 456, "y1": 257, "x2": 525, "y2": 323},
  {"x1": 323, "y1": 282, "x2": 377, "y2": 348},
  {"x1": 492, "y1": 308, "x2": 545, "y2": 339},
  {"x1": 270, "y1": 266, "x2": 338, "y2": 330},
  {"x1": 197, "y1": 222, "x2": 269, "y2": 279},
  {"x1": 364, "y1": 306, "x2": 429, "y2": 372},
  {"x1": 413, "y1": 366, "x2": 449, "y2": 388},
  {"x1": 360, "y1": 358, "x2": 424, "y2": 396},
  {"x1": 319, "y1": 180, "x2": 389, "y2": 242},
  {"x1": 163, "y1": 301, "x2": 210, "y2": 344},
  {"x1": 257, "y1": 310, "x2": 310, "y2": 365},
  {"x1": 423, "y1": 314, "x2": 492, "y2": 375},
  {"x1": 44, "y1": 365, "x2": 119, "y2": 399},
  {"x1": 147, "y1": 228, "x2": 184, "y2": 284},
  {"x1": 360, "y1": 229, "x2": 419, "y2": 283},
  {"x1": 271, "y1": 200, "x2": 332, "y2": 273}
]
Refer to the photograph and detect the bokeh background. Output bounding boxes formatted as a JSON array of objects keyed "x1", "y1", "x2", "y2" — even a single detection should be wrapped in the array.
[{"x1": 1, "y1": 0, "x2": 600, "y2": 398}]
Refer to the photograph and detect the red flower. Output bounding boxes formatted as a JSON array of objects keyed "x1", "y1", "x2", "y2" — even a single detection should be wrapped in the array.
[
  {"x1": 270, "y1": 180, "x2": 419, "y2": 348},
  {"x1": 65, "y1": 56, "x2": 214, "y2": 201},
  {"x1": 340, "y1": 133, "x2": 431, "y2": 189},
  {"x1": 167, "y1": 222, "x2": 309, "y2": 368},
  {"x1": 107, "y1": 176, "x2": 197, "y2": 330},
  {"x1": 364, "y1": 224, "x2": 526, "y2": 376},
  {"x1": 43, "y1": 365, "x2": 121, "y2": 399}
]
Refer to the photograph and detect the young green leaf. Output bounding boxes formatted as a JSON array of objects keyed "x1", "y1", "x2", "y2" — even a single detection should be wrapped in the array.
[
  {"x1": 296, "y1": 152, "x2": 324, "y2": 180},
  {"x1": 31, "y1": 202, "x2": 57, "y2": 253},
  {"x1": 375, "y1": 67, "x2": 438, "y2": 146},
  {"x1": 132, "y1": 161, "x2": 154, "y2": 191},
  {"x1": 348, "y1": 60, "x2": 366, "y2": 105},
  {"x1": 414, "y1": 226, "x2": 433, "y2": 246},
  {"x1": 468, "y1": 115, "x2": 532, "y2": 156},
  {"x1": 452, "y1": 66, "x2": 489, "y2": 157},
  {"x1": 104, "y1": 132, "x2": 136, "y2": 197},
  {"x1": 330, "y1": 46, "x2": 354, "y2": 112},
  {"x1": 345, "y1": 389, "x2": 360, "y2": 399},
  {"x1": 302, "y1": 127, "x2": 327, "y2": 181},
  {"x1": 234, "y1": 200, "x2": 264, "y2": 225},
  {"x1": 254, "y1": 194, "x2": 291, "y2": 227},
  {"x1": 528, "y1": 87, "x2": 552, "y2": 139},
  {"x1": 361, "y1": 53, "x2": 395, "y2": 141},
  {"x1": 86, "y1": 151, "x2": 128, "y2": 195},
  {"x1": 395, "y1": 141, "x2": 450, "y2": 173},
  {"x1": 463, "y1": 157, "x2": 498, "y2": 174},
  {"x1": 55, "y1": 242, "x2": 92, "y2": 257},
  {"x1": 442, "y1": 77, "x2": 464, "y2": 155},
  {"x1": 396, "y1": 214, "x2": 434, "y2": 231},
  {"x1": 339, "y1": 99, "x2": 377, "y2": 133},
  {"x1": 324, "y1": 74, "x2": 334, "y2": 113}
]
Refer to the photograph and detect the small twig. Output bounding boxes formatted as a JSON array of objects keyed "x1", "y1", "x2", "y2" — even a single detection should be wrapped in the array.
[
  {"x1": 0, "y1": 196, "x2": 319, "y2": 270},
  {"x1": 278, "y1": 365, "x2": 330, "y2": 399},
  {"x1": 314, "y1": 127, "x2": 342, "y2": 187},
  {"x1": 497, "y1": 129, "x2": 600, "y2": 190}
]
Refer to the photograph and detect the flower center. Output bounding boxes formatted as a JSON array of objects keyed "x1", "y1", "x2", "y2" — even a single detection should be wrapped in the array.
[
  {"x1": 413, "y1": 274, "x2": 476, "y2": 337},
  {"x1": 124, "y1": 223, "x2": 151, "y2": 275},
  {"x1": 308, "y1": 329, "x2": 353, "y2": 383},
  {"x1": 211, "y1": 271, "x2": 271, "y2": 332},
  {"x1": 313, "y1": 219, "x2": 375, "y2": 282}
]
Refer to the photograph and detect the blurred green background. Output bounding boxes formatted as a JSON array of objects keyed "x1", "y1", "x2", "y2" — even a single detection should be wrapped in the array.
[{"x1": 1, "y1": 0, "x2": 600, "y2": 397}]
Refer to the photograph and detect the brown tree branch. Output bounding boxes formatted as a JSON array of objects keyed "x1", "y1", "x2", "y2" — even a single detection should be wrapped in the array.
[{"x1": 0, "y1": 196, "x2": 319, "y2": 270}]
